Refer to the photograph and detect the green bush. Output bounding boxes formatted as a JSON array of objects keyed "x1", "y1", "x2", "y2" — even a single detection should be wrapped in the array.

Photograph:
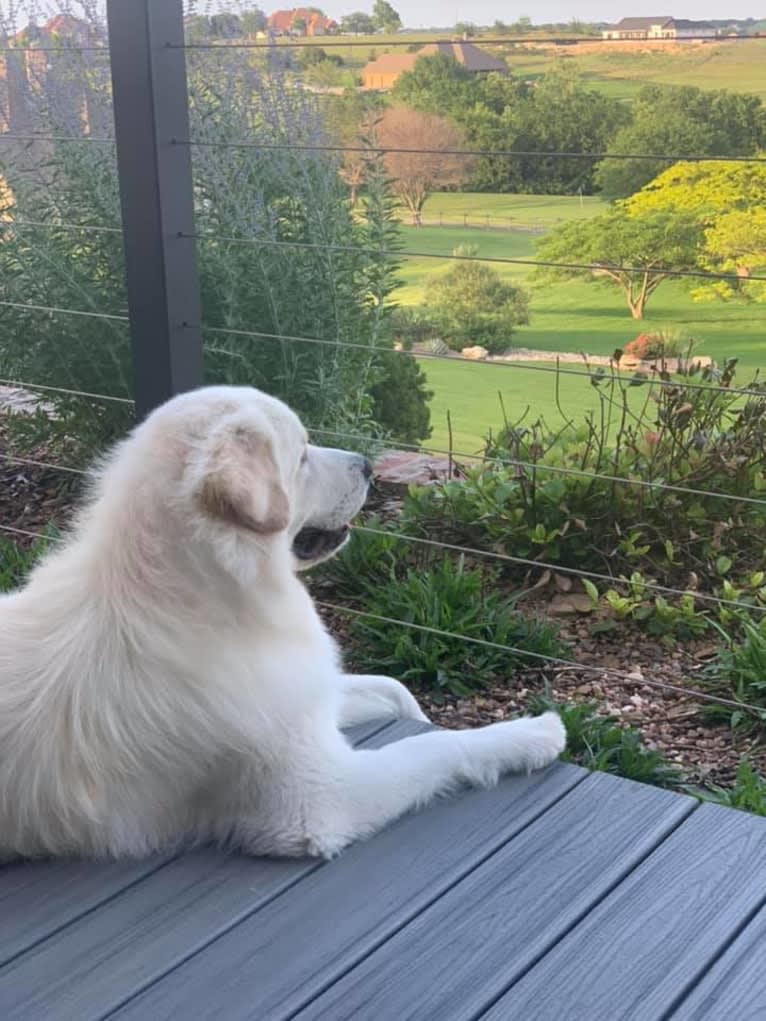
[
  {"x1": 369, "y1": 351, "x2": 432, "y2": 446},
  {"x1": 697, "y1": 759, "x2": 766, "y2": 816},
  {"x1": 424, "y1": 260, "x2": 530, "y2": 355},
  {"x1": 0, "y1": 38, "x2": 407, "y2": 457},
  {"x1": 529, "y1": 694, "x2": 683, "y2": 787},
  {"x1": 324, "y1": 527, "x2": 569, "y2": 696},
  {"x1": 403, "y1": 361, "x2": 766, "y2": 596},
  {"x1": 702, "y1": 618, "x2": 766, "y2": 730}
]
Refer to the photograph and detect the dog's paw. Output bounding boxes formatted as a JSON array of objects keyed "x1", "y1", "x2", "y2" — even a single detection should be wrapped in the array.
[{"x1": 522, "y1": 711, "x2": 567, "y2": 771}]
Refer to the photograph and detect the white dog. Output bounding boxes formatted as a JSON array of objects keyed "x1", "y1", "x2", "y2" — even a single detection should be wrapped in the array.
[{"x1": 0, "y1": 385, "x2": 565, "y2": 860}]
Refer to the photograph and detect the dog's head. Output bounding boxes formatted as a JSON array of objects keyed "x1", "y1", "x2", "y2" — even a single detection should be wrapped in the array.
[{"x1": 138, "y1": 386, "x2": 372, "y2": 572}]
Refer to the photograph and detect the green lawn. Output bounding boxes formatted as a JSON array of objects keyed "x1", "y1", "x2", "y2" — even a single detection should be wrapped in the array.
[
  {"x1": 400, "y1": 192, "x2": 604, "y2": 229},
  {"x1": 503, "y1": 39, "x2": 766, "y2": 100},
  {"x1": 422, "y1": 357, "x2": 655, "y2": 454},
  {"x1": 396, "y1": 216, "x2": 766, "y2": 375},
  {"x1": 395, "y1": 195, "x2": 765, "y2": 451}
]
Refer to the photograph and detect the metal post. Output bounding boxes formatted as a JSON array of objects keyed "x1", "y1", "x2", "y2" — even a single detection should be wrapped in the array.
[{"x1": 106, "y1": 0, "x2": 203, "y2": 420}]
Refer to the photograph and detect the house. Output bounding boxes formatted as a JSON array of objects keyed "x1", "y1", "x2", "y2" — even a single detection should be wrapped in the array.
[
  {"x1": 267, "y1": 9, "x2": 338, "y2": 36},
  {"x1": 361, "y1": 41, "x2": 507, "y2": 91},
  {"x1": 602, "y1": 16, "x2": 716, "y2": 40}
]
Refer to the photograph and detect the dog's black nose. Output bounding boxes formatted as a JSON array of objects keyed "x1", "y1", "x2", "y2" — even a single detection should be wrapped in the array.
[{"x1": 361, "y1": 457, "x2": 373, "y2": 481}]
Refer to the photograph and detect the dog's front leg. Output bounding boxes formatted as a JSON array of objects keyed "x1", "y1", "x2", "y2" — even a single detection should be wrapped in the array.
[
  {"x1": 337, "y1": 673, "x2": 430, "y2": 727},
  {"x1": 303, "y1": 711, "x2": 567, "y2": 857}
]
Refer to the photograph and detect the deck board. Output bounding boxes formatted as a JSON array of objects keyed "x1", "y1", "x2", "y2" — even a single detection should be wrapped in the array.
[
  {"x1": 480, "y1": 802, "x2": 766, "y2": 1021},
  {"x1": 109, "y1": 746, "x2": 585, "y2": 1020},
  {"x1": 1, "y1": 717, "x2": 765, "y2": 1021},
  {"x1": 294, "y1": 772, "x2": 695, "y2": 1021},
  {"x1": 0, "y1": 718, "x2": 397, "y2": 1021},
  {"x1": 671, "y1": 902, "x2": 766, "y2": 1020}
]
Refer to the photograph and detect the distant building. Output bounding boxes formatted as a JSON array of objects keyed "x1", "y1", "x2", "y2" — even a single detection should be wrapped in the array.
[
  {"x1": 361, "y1": 41, "x2": 507, "y2": 91},
  {"x1": 602, "y1": 17, "x2": 716, "y2": 40},
  {"x1": 267, "y1": 9, "x2": 338, "y2": 37}
]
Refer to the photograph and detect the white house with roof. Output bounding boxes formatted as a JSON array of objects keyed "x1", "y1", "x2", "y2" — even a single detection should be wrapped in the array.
[{"x1": 602, "y1": 16, "x2": 716, "y2": 39}]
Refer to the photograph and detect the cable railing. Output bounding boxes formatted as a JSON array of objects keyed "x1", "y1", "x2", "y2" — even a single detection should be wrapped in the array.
[
  {"x1": 1, "y1": 10, "x2": 765, "y2": 768},
  {"x1": 3, "y1": 32, "x2": 761, "y2": 55},
  {"x1": 187, "y1": 234, "x2": 766, "y2": 285},
  {"x1": 0, "y1": 511, "x2": 763, "y2": 718}
]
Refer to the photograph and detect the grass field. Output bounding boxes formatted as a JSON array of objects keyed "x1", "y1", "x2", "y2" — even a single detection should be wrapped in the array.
[
  {"x1": 398, "y1": 193, "x2": 604, "y2": 229},
  {"x1": 421, "y1": 357, "x2": 657, "y2": 454},
  {"x1": 395, "y1": 194, "x2": 766, "y2": 451},
  {"x1": 280, "y1": 33, "x2": 766, "y2": 100},
  {"x1": 507, "y1": 39, "x2": 766, "y2": 101}
]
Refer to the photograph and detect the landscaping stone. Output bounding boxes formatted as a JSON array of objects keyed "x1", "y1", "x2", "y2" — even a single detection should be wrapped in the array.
[
  {"x1": 374, "y1": 450, "x2": 457, "y2": 486},
  {"x1": 460, "y1": 345, "x2": 489, "y2": 360}
]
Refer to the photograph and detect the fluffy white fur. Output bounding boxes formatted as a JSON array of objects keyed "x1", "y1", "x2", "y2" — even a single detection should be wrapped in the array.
[{"x1": 0, "y1": 385, "x2": 566, "y2": 860}]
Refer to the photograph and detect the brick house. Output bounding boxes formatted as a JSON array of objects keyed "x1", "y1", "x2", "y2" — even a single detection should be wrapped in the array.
[
  {"x1": 267, "y1": 9, "x2": 338, "y2": 36},
  {"x1": 361, "y1": 41, "x2": 507, "y2": 91}
]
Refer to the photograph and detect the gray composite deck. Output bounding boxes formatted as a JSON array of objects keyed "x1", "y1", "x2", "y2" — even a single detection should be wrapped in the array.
[{"x1": 1, "y1": 719, "x2": 766, "y2": 1021}]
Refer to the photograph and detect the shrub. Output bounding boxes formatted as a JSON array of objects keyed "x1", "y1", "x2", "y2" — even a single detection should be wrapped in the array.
[
  {"x1": 403, "y1": 361, "x2": 766, "y2": 595},
  {"x1": 388, "y1": 306, "x2": 440, "y2": 349},
  {"x1": 702, "y1": 618, "x2": 766, "y2": 730},
  {"x1": 420, "y1": 337, "x2": 450, "y2": 357},
  {"x1": 623, "y1": 330, "x2": 698, "y2": 361},
  {"x1": 346, "y1": 555, "x2": 569, "y2": 696},
  {"x1": 529, "y1": 694, "x2": 683, "y2": 787},
  {"x1": 369, "y1": 351, "x2": 432, "y2": 445},
  {"x1": 698, "y1": 759, "x2": 766, "y2": 816},
  {"x1": 0, "y1": 33, "x2": 403, "y2": 458},
  {"x1": 424, "y1": 260, "x2": 530, "y2": 355}
]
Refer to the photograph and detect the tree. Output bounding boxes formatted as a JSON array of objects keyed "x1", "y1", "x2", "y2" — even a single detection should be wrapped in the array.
[
  {"x1": 425, "y1": 259, "x2": 530, "y2": 354},
  {"x1": 369, "y1": 351, "x2": 432, "y2": 443},
  {"x1": 184, "y1": 15, "x2": 213, "y2": 41},
  {"x1": 392, "y1": 53, "x2": 480, "y2": 118},
  {"x1": 292, "y1": 15, "x2": 307, "y2": 35},
  {"x1": 625, "y1": 159, "x2": 766, "y2": 300},
  {"x1": 341, "y1": 12, "x2": 376, "y2": 34},
  {"x1": 210, "y1": 13, "x2": 242, "y2": 38},
  {"x1": 372, "y1": 0, "x2": 402, "y2": 33},
  {"x1": 241, "y1": 8, "x2": 267, "y2": 35},
  {"x1": 0, "y1": 33, "x2": 415, "y2": 455},
  {"x1": 460, "y1": 69, "x2": 627, "y2": 195},
  {"x1": 323, "y1": 91, "x2": 385, "y2": 206},
  {"x1": 595, "y1": 85, "x2": 766, "y2": 199},
  {"x1": 455, "y1": 22, "x2": 477, "y2": 38},
  {"x1": 535, "y1": 208, "x2": 702, "y2": 319},
  {"x1": 377, "y1": 106, "x2": 475, "y2": 225}
]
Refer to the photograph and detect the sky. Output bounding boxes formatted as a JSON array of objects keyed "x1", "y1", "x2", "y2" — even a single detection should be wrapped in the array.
[
  {"x1": 347, "y1": 2, "x2": 766, "y2": 26},
  {"x1": 3, "y1": 0, "x2": 764, "y2": 30}
]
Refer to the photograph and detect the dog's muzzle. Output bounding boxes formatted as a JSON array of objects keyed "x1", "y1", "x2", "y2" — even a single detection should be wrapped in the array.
[{"x1": 292, "y1": 525, "x2": 350, "y2": 562}]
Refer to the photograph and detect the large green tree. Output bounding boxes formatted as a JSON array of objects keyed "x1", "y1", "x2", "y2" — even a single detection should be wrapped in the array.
[
  {"x1": 340, "y1": 12, "x2": 375, "y2": 33},
  {"x1": 372, "y1": 0, "x2": 402, "y2": 32},
  {"x1": 625, "y1": 159, "x2": 766, "y2": 301},
  {"x1": 394, "y1": 63, "x2": 627, "y2": 195},
  {"x1": 595, "y1": 86, "x2": 766, "y2": 199},
  {"x1": 392, "y1": 53, "x2": 481, "y2": 118},
  {"x1": 535, "y1": 208, "x2": 702, "y2": 319},
  {"x1": 241, "y1": 8, "x2": 267, "y2": 35}
]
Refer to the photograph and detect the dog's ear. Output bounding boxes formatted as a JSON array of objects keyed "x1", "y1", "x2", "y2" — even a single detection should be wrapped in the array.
[{"x1": 199, "y1": 422, "x2": 289, "y2": 535}]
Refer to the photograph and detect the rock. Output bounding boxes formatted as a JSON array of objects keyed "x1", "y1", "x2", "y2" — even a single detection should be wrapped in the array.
[
  {"x1": 549, "y1": 593, "x2": 595, "y2": 615},
  {"x1": 461, "y1": 345, "x2": 489, "y2": 360},
  {"x1": 374, "y1": 450, "x2": 456, "y2": 486}
]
